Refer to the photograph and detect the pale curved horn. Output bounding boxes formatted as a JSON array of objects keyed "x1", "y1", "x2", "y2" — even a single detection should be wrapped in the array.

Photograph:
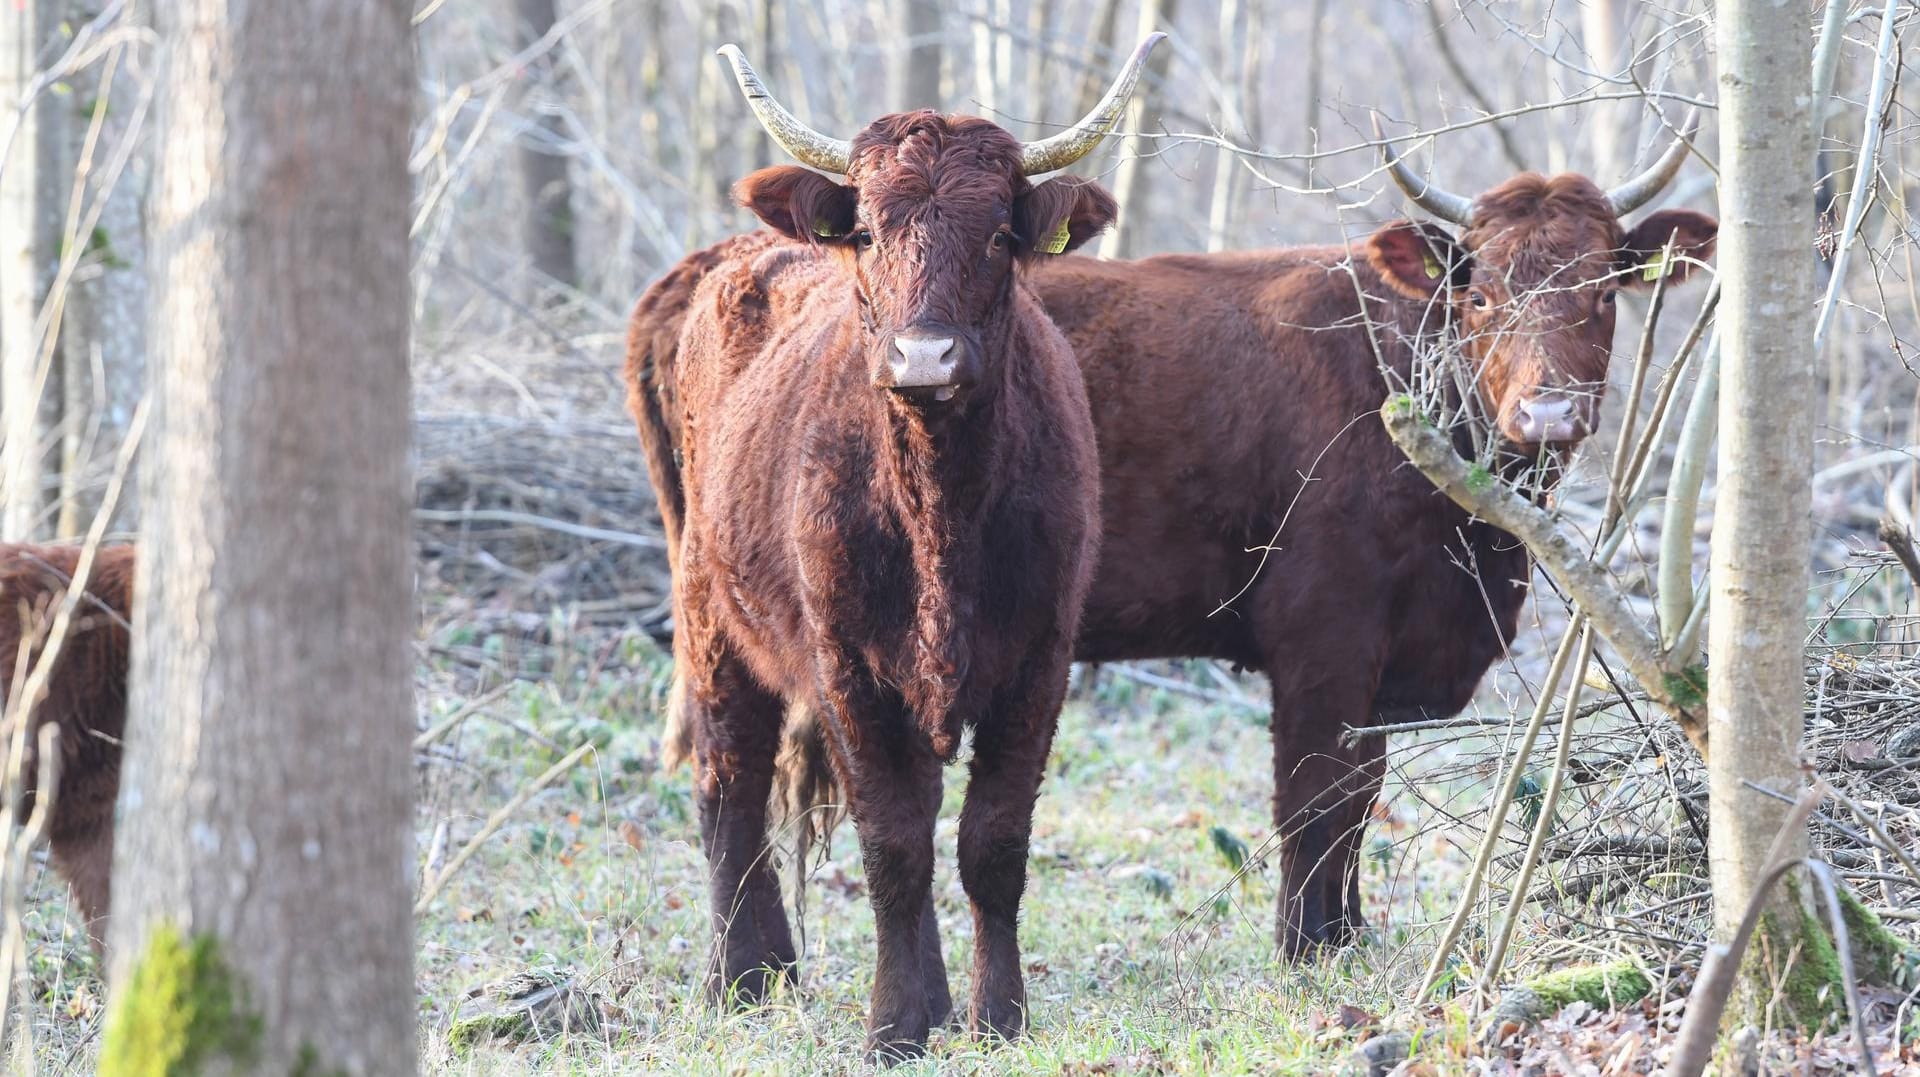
[
  {"x1": 1606, "y1": 108, "x2": 1700, "y2": 216},
  {"x1": 716, "y1": 43, "x2": 852, "y2": 174},
  {"x1": 1018, "y1": 31, "x2": 1168, "y2": 176},
  {"x1": 1372, "y1": 112, "x2": 1475, "y2": 225}
]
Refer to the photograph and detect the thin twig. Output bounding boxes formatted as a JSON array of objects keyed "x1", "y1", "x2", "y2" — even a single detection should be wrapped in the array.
[{"x1": 414, "y1": 741, "x2": 596, "y2": 914}]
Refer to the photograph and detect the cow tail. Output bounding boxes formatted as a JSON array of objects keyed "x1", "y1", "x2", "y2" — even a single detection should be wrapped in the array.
[{"x1": 771, "y1": 698, "x2": 844, "y2": 950}]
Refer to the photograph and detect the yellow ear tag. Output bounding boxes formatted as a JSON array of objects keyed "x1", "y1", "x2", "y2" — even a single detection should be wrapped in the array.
[
  {"x1": 1422, "y1": 252, "x2": 1443, "y2": 280},
  {"x1": 812, "y1": 218, "x2": 841, "y2": 239},
  {"x1": 1041, "y1": 218, "x2": 1072, "y2": 255},
  {"x1": 1641, "y1": 249, "x2": 1668, "y2": 282}
]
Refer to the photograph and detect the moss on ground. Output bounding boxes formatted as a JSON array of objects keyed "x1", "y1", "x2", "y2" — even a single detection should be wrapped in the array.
[
  {"x1": 98, "y1": 925, "x2": 262, "y2": 1077},
  {"x1": 1524, "y1": 959, "x2": 1652, "y2": 1011}
]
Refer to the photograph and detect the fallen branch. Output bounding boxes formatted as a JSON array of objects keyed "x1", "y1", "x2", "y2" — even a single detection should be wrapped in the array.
[{"x1": 1380, "y1": 399, "x2": 1705, "y2": 749}]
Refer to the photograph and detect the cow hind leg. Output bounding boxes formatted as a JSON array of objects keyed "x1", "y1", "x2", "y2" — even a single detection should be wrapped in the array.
[
  {"x1": 691, "y1": 657, "x2": 794, "y2": 1006},
  {"x1": 49, "y1": 827, "x2": 112, "y2": 958}
]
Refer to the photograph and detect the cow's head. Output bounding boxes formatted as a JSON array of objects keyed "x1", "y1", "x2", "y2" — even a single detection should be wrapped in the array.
[
  {"x1": 719, "y1": 37, "x2": 1156, "y2": 408},
  {"x1": 1367, "y1": 114, "x2": 1717, "y2": 451}
]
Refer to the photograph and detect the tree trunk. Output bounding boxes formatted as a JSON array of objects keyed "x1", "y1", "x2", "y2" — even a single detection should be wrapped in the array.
[
  {"x1": 1098, "y1": 0, "x2": 1171, "y2": 260},
  {"x1": 101, "y1": 2, "x2": 417, "y2": 1075},
  {"x1": 1708, "y1": 0, "x2": 1822, "y2": 1028},
  {"x1": 897, "y1": 0, "x2": 942, "y2": 109},
  {"x1": 514, "y1": 0, "x2": 578, "y2": 299},
  {"x1": 0, "y1": 0, "x2": 64, "y2": 542},
  {"x1": 1580, "y1": 0, "x2": 1631, "y2": 180}
]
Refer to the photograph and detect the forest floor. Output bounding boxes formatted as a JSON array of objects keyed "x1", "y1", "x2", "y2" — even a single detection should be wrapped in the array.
[{"x1": 16, "y1": 612, "x2": 1917, "y2": 1074}]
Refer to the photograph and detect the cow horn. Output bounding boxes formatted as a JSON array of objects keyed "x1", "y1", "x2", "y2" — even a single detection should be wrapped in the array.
[
  {"x1": 1606, "y1": 108, "x2": 1700, "y2": 216},
  {"x1": 1018, "y1": 32, "x2": 1167, "y2": 176},
  {"x1": 717, "y1": 43, "x2": 852, "y2": 174},
  {"x1": 1373, "y1": 113, "x2": 1475, "y2": 225}
]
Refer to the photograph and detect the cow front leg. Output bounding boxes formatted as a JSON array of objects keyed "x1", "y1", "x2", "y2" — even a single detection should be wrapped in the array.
[
  {"x1": 915, "y1": 772, "x2": 954, "y2": 1029},
  {"x1": 1271, "y1": 673, "x2": 1378, "y2": 961},
  {"x1": 846, "y1": 750, "x2": 941, "y2": 1063},
  {"x1": 957, "y1": 651, "x2": 1066, "y2": 1041},
  {"x1": 690, "y1": 656, "x2": 794, "y2": 1005}
]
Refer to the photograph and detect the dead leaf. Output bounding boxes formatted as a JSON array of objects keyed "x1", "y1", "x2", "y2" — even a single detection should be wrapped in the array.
[{"x1": 619, "y1": 819, "x2": 645, "y2": 852}]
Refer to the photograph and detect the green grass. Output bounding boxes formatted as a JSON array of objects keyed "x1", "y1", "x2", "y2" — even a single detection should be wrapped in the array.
[{"x1": 21, "y1": 629, "x2": 1489, "y2": 1075}]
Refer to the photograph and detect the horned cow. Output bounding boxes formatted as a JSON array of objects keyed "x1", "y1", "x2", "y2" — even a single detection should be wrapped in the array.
[
  {"x1": 1032, "y1": 114, "x2": 1716, "y2": 955},
  {"x1": 652, "y1": 38, "x2": 1158, "y2": 1060}
]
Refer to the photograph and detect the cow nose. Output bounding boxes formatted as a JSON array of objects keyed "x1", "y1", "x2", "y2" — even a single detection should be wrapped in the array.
[
  {"x1": 888, "y1": 334, "x2": 958, "y2": 390},
  {"x1": 1512, "y1": 395, "x2": 1581, "y2": 445}
]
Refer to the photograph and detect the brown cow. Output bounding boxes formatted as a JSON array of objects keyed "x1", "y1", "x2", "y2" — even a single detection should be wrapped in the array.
[
  {"x1": 0, "y1": 543, "x2": 133, "y2": 955},
  {"x1": 631, "y1": 118, "x2": 1716, "y2": 961},
  {"x1": 1035, "y1": 117, "x2": 1715, "y2": 956},
  {"x1": 655, "y1": 38, "x2": 1156, "y2": 1060}
]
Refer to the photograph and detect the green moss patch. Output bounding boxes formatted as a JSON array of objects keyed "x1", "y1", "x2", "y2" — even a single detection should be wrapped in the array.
[
  {"x1": 99, "y1": 925, "x2": 262, "y2": 1077},
  {"x1": 1525, "y1": 959, "x2": 1652, "y2": 1011}
]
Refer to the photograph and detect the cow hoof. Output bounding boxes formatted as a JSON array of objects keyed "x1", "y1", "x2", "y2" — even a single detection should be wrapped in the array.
[
  {"x1": 865, "y1": 1029, "x2": 930, "y2": 1066},
  {"x1": 865, "y1": 1002, "x2": 931, "y2": 1065}
]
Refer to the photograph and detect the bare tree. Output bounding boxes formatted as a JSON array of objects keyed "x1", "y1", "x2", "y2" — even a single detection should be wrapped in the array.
[
  {"x1": 100, "y1": 2, "x2": 417, "y2": 1074},
  {"x1": 1707, "y1": 0, "x2": 1822, "y2": 1028},
  {"x1": 0, "y1": 0, "x2": 64, "y2": 541},
  {"x1": 514, "y1": 0, "x2": 578, "y2": 298},
  {"x1": 55, "y1": 0, "x2": 151, "y2": 535},
  {"x1": 897, "y1": 0, "x2": 942, "y2": 109},
  {"x1": 1098, "y1": 0, "x2": 1170, "y2": 259}
]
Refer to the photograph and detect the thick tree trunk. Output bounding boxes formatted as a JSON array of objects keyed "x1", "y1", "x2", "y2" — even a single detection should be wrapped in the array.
[
  {"x1": 101, "y1": 3, "x2": 417, "y2": 1076},
  {"x1": 1709, "y1": 0, "x2": 1821, "y2": 1028},
  {"x1": 514, "y1": 0, "x2": 578, "y2": 299},
  {"x1": 0, "y1": 0, "x2": 64, "y2": 542}
]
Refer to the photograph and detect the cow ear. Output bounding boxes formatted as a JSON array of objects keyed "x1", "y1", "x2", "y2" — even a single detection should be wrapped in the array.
[
  {"x1": 1366, "y1": 219, "x2": 1470, "y2": 299},
  {"x1": 733, "y1": 166, "x2": 858, "y2": 243},
  {"x1": 1620, "y1": 209, "x2": 1717, "y2": 289},
  {"x1": 1013, "y1": 177, "x2": 1117, "y2": 259}
]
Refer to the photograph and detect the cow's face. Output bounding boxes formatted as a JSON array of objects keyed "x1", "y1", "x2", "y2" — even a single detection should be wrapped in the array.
[
  {"x1": 736, "y1": 113, "x2": 1115, "y2": 408},
  {"x1": 1368, "y1": 174, "x2": 1716, "y2": 451}
]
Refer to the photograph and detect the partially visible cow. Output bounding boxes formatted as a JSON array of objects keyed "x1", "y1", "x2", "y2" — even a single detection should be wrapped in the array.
[
  {"x1": 0, "y1": 543, "x2": 134, "y2": 954},
  {"x1": 630, "y1": 110, "x2": 1717, "y2": 965},
  {"x1": 646, "y1": 38, "x2": 1158, "y2": 1060}
]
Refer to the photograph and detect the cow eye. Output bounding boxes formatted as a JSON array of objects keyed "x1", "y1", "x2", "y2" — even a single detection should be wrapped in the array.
[
  {"x1": 1468, "y1": 289, "x2": 1490, "y2": 310},
  {"x1": 852, "y1": 229, "x2": 874, "y2": 251},
  {"x1": 1597, "y1": 288, "x2": 1618, "y2": 307},
  {"x1": 989, "y1": 229, "x2": 1010, "y2": 253}
]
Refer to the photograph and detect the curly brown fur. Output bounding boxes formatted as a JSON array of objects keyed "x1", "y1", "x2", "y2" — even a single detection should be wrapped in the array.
[{"x1": 0, "y1": 543, "x2": 134, "y2": 955}]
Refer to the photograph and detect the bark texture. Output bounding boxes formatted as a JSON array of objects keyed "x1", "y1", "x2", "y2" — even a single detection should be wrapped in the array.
[
  {"x1": 1709, "y1": 0, "x2": 1821, "y2": 1027},
  {"x1": 103, "y1": 2, "x2": 417, "y2": 1075}
]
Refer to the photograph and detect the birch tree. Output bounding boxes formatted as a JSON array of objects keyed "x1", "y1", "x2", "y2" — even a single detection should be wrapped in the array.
[{"x1": 100, "y1": 2, "x2": 417, "y2": 1074}]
